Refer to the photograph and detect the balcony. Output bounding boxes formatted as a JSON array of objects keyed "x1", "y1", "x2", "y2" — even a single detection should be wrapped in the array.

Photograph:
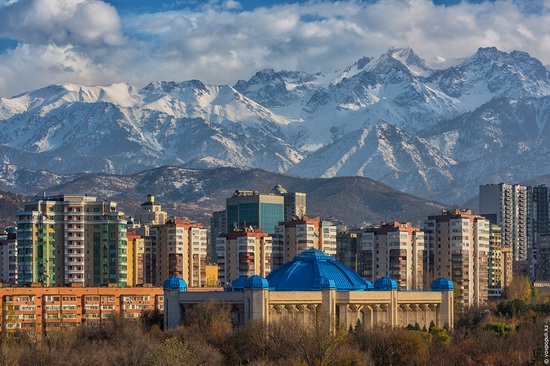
[
  {"x1": 64, "y1": 227, "x2": 84, "y2": 233},
  {"x1": 64, "y1": 251, "x2": 85, "y2": 258},
  {"x1": 65, "y1": 235, "x2": 84, "y2": 241},
  {"x1": 65, "y1": 261, "x2": 84, "y2": 266},
  {"x1": 65, "y1": 269, "x2": 84, "y2": 274}
]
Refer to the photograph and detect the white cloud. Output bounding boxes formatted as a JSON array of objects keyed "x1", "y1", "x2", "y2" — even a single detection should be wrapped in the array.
[
  {"x1": 0, "y1": 44, "x2": 118, "y2": 96},
  {"x1": 0, "y1": 0, "x2": 550, "y2": 97},
  {"x1": 0, "y1": 0, "x2": 124, "y2": 46}
]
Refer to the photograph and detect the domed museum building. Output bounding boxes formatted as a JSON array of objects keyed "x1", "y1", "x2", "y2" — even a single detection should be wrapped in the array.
[{"x1": 164, "y1": 249, "x2": 454, "y2": 330}]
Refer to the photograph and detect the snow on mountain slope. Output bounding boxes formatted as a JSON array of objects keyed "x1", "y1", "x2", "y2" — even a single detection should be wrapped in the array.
[
  {"x1": 0, "y1": 80, "x2": 301, "y2": 174},
  {"x1": 286, "y1": 124, "x2": 455, "y2": 193},
  {"x1": 427, "y1": 47, "x2": 550, "y2": 110},
  {"x1": 1, "y1": 47, "x2": 550, "y2": 203}
]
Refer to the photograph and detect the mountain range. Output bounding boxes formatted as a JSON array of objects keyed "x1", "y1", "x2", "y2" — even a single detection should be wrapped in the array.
[
  {"x1": 1, "y1": 46, "x2": 549, "y2": 204},
  {"x1": 0, "y1": 166, "x2": 448, "y2": 228}
]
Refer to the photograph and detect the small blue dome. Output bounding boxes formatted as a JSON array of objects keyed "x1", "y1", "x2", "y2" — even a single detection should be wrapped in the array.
[
  {"x1": 431, "y1": 277, "x2": 454, "y2": 291},
  {"x1": 374, "y1": 276, "x2": 398, "y2": 290},
  {"x1": 225, "y1": 275, "x2": 248, "y2": 291},
  {"x1": 244, "y1": 275, "x2": 269, "y2": 289},
  {"x1": 163, "y1": 275, "x2": 187, "y2": 291},
  {"x1": 266, "y1": 248, "x2": 370, "y2": 291}
]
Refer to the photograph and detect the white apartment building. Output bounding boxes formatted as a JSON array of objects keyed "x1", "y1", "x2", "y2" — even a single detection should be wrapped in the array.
[
  {"x1": 480, "y1": 183, "x2": 527, "y2": 263},
  {"x1": 359, "y1": 222, "x2": 425, "y2": 290},
  {"x1": 272, "y1": 216, "x2": 336, "y2": 268},
  {"x1": 216, "y1": 228, "x2": 272, "y2": 285},
  {"x1": 424, "y1": 209, "x2": 489, "y2": 307}
]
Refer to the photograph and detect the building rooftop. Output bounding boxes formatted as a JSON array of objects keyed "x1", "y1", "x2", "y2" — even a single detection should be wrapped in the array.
[{"x1": 266, "y1": 248, "x2": 372, "y2": 291}]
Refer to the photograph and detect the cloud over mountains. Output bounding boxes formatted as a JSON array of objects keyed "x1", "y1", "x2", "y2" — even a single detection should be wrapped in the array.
[{"x1": 0, "y1": 0, "x2": 549, "y2": 97}]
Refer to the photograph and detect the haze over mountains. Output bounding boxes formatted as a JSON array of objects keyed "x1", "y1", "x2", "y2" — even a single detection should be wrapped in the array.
[{"x1": 0, "y1": 46, "x2": 549, "y2": 204}]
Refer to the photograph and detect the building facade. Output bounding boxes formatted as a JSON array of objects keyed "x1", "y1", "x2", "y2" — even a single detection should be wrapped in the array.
[
  {"x1": 16, "y1": 194, "x2": 128, "y2": 287},
  {"x1": 527, "y1": 185, "x2": 550, "y2": 278},
  {"x1": 135, "y1": 194, "x2": 168, "y2": 228},
  {"x1": 487, "y1": 224, "x2": 512, "y2": 299},
  {"x1": 335, "y1": 229, "x2": 363, "y2": 272},
  {"x1": 164, "y1": 249, "x2": 454, "y2": 332},
  {"x1": 283, "y1": 192, "x2": 307, "y2": 222},
  {"x1": 423, "y1": 209, "x2": 489, "y2": 306},
  {"x1": 209, "y1": 210, "x2": 227, "y2": 263},
  {"x1": 359, "y1": 222, "x2": 425, "y2": 290},
  {"x1": 126, "y1": 230, "x2": 145, "y2": 287},
  {"x1": 536, "y1": 232, "x2": 550, "y2": 281},
  {"x1": 216, "y1": 228, "x2": 272, "y2": 285},
  {"x1": 153, "y1": 218, "x2": 208, "y2": 288},
  {"x1": 272, "y1": 216, "x2": 337, "y2": 268},
  {"x1": 480, "y1": 183, "x2": 528, "y2": 264},
  {"x1": 0, "y1": 231, "x2": 17, "y2": 285},
  {"x1": 226, "y1": 190, "x2": 284, "y2": 235},
  {"x1": 0, "y1": 286, "x2": 163, "y2": 337}
]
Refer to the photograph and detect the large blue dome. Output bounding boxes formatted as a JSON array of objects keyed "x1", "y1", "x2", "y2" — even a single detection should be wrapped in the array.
[{"x1": 266, "y1": 248, "x2": 370, "y2": 291}]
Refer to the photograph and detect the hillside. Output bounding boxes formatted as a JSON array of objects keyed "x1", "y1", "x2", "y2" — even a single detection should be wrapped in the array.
[{"x1": 0, "y1": 165, "x2": 449, "y2": 227}]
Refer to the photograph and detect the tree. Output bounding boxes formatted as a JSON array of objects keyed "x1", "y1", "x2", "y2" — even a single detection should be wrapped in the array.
[
  {"x1": 295, "y1": 317, "x2": 347, "y2": 366},
  {"x1": 504, "y1": 275, "x2": 533, "y2": 303},
  {"x1": 184, "y1": 301, "x2": 232, "y2": 346},
  {"x1": 141, "y1": 308, "x2": 164, "y2": 330}
]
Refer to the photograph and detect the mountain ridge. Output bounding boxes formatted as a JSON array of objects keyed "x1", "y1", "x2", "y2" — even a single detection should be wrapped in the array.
[
  {"x1": 0, "y1": 164, "x2": 450, "y2": 228},
  {"x1": 1, "y1": 46, "x2": 549, "y2": 204}
]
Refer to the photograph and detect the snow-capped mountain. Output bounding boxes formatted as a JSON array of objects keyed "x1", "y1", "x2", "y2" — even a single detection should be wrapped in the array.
[
  {"x1": 0, "y1": 81, "x2": 302, "y2": 174},
  {"x1": 1, "y1": 46, "x2": 550, "y2": 204}
]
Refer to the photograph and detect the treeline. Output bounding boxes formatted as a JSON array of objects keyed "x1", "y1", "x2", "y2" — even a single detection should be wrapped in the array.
[
  {"x1": 0, "y1": 276, "x2": 548, "y2": 366},
  {"x1": 0, "y1": 297, "x2": 546, "y2": 366}
]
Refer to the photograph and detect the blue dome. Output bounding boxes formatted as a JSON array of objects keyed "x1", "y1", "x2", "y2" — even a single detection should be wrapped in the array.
[
  {"x1": 374, "y1": 276, "x2": 398, "y2": 290},
  {"x1": 163, "y1": 275, "x2": 187, "y2": 291},
  {"x1": 431, "y1": 277, "x2": 454, "y2": 291},
  {"x1": 244, "y1": 275, "x2": 269, "y2": 289},
  {"x1": 313, "y1": 276, "x2": 336, "y2": 289},
  {"x1": 266, "y1": 248, "x2": 370, "y2": 291},
  {"x1": 225, "y1": 275, "x2": 248, "y2": 291}
]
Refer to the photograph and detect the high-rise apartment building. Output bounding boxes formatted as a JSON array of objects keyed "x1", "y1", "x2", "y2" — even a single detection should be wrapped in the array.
[
  {"x1": 16, "y1": 194, "x2": 127, "y2": 287},
  {"x1": 480, "y1": 183, "x2": 528, "y2": 263},
  {"x1": 359, "y1": 222, "x2": 425, "y2": 290},
  {"x1": 336, "y1": 229, "x2": 363, "y2": 271},
  {"x1": 527, "y1": 185, "x2": 550, "y2": 277},
  {"x1": 423, "y1": 209, "x2": 489, "y2": 306},
  {"x1": 226, "y1": 190, "x2": 284, "y2": 235},
  {"x1": 150, "y1": 218, "x2": 208, "y2": 288},
  {"x1": 272, "y1": 216, "x2": 336, "y2": 268},
  {"x1": 536, "y1": 232, "x2": 550, "y2": 281},
  {"x1": 487, "y1": 224, "x2": 512, "y2": 299},
  {"x1": 0, "y1": 230, "x2": 17, "y2": 284},
  {"x1": 209, "y1": 210, "x2": 227, "y2": 263},
  {"x1": 283, "y1": 192, "x2": 306, "y2": 222},
  {"x1": 216, "y1": 228, "x2": 272, "y2": 285},
  {"x1": 126, "y1": 230, "x2": 145, "y2": 286}
]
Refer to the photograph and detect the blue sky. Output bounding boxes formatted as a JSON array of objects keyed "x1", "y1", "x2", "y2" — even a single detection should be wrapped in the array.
[{"x1": 0, "y1": 0, "x2": 547, "y2": 97}]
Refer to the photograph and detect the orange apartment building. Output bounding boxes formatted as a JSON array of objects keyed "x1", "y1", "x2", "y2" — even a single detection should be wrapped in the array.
[{"x1": 0, "y1": 286, "x2": 164, "y2": 336}]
